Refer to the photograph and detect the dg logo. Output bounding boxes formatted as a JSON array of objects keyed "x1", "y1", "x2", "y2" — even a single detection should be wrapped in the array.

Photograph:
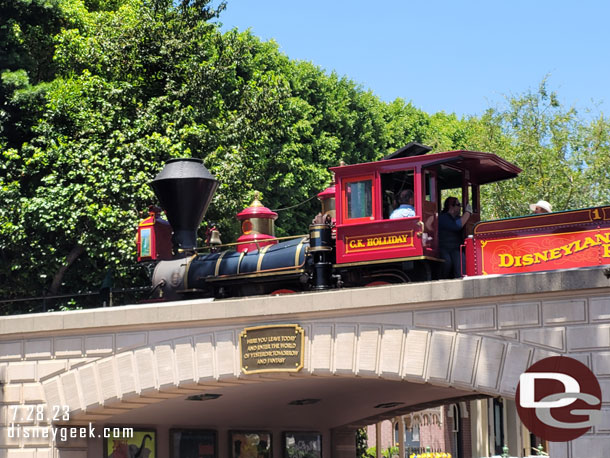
[{"x1": 516, "y1": 356, "x2": 602, "y2": 442}]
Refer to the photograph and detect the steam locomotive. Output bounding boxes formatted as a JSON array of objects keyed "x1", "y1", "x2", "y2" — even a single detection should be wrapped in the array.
[{"x1": 136, "y1": 143, "x2": 610, "y2": 301}]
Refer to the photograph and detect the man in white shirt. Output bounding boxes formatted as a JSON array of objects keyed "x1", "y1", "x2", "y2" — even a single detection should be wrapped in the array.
[{"x1": 390, "y1": 190, "x2": 415, "y2": 219}]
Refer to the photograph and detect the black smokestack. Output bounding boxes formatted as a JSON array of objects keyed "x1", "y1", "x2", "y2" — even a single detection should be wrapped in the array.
[{"x1": 151, "y1": 158, "x2": 218, "y2": 253}]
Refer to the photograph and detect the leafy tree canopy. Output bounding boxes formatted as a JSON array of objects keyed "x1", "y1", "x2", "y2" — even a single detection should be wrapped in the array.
[
  {"x1": 467, "y1": 79, "x2": 610, "y2": 219},
  {"x1": 0, "y1": 0, "x2": 432, "y2": 311}
]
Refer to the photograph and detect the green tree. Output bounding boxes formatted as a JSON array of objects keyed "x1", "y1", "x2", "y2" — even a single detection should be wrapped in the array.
[
  {"x1": 1, "y1": 0, "x2": 231, "y2": 310},
  {"x1": 0, "y1": 0, "x2": 436, "y2": 311},
  {"x1": 0, "y1": 0, "x2": 88, "y2": 146},
  {"x1": 356, "y1": 427, "x2": 368, "y2": 458},
  {"x1": 467, "y1": 79, "x2": 610, "y2": 219}
]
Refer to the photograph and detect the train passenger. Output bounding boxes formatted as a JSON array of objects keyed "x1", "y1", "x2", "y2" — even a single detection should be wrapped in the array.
[
  {"x1": 439, "y1": 197, "x2": 472, "y2": 278},
  {"x1": 389, "y1": 190, "x2": 415, "y2": 219},
  {"x1": 530, "y1": 200, "x2": 552, "y2": 214}
]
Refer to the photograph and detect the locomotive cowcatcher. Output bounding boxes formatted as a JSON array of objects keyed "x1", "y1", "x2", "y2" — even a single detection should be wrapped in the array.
[{"x1": 139, "y1": 143, "x2": 530, "y2": 300}]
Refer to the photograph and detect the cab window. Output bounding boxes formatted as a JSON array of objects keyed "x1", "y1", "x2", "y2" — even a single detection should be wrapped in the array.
[
  {"x1": 380, "y1": 169, "x2": 415, "y2": 219},
  {"x1": 343, "y1": 177, "x2": 374, "y2": 222}
]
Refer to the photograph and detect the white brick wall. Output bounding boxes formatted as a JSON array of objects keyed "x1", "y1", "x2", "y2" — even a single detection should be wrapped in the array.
[{"x1": 0, "y1": 272, "x2": 609, "y2": 457}]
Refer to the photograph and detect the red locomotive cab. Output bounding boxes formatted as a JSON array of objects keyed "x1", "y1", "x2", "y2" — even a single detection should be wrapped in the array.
[
  {"x1": 331, "y1": 143, "x2": 521, "y2": 279},
  {"x1": 236, "y1": 192, "x2": 278, "y2": 253},
  {"x1": 136, "y1": 205, "x2": 173, "y2": 262},
  {"x1": 333, "y1": 163, "x2": 424, "y2": 266}
]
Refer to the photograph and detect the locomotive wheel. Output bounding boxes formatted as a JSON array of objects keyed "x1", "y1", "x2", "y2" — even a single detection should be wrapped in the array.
[
  {"x1": 270, "y1": 288, "x2": 297, "y2": 296},
  {"x1": 365, "y1": 281, "x2": 391, "y2": 287},
  {"x1": 363, "y1": 270, "x2": 410, "y2": 286},
  {"x1": 410, "y1": 261, "x2": 433, "y2": 282}
]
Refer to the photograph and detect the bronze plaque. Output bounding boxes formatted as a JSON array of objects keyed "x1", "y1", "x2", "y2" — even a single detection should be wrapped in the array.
[{"x1": 239, "y1": 324, "x2": 304, "y2": 374}]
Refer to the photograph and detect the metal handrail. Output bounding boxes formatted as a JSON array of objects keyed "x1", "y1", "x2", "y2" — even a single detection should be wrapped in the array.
[{"x1": 180, "y1": 234, "x2": 309, "y2": 253}]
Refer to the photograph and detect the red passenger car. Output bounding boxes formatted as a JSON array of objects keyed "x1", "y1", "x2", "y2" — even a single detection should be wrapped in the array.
[{"x1": 465, "y1": 206, "x2": 610, "y2": 276}]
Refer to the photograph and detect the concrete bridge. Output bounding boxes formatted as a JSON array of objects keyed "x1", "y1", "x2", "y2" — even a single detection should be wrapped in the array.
[{"x1": 1, "y1": 267, "x2": 609, "y2": 458}]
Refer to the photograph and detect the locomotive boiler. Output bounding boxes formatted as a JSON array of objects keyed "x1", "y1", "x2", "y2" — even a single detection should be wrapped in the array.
[{"x1": 140, "y1": 157, "x2": 334, "y2": 300}]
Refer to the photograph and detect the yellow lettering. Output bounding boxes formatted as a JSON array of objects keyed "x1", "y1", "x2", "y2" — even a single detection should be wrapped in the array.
[
  {"x1": 522, "y1": 254, "x2": 534, "y2": 266},
  {"x1": 348, "y1": 239, "x2": 366, "y2": 249},
  {"x1": 499, "y1": 254, "x2": 514, "y2": 268},
  {"x1": 494, "y1": 232, "x2": 610, "y2": 270},
  {"x1": 596, "y1": 233, "x2": 610, "y2": 244},
  {"x1": 534, "y1": 251, "x2": 548, "y2": 263},
  {"x1": 350, "y1": 232, "x2": 411, "y2": 250},
  {"x1": 570, "y1": 240, "x2": 583, "y2": 253},
  {"x1": 581, "y1": 237, "x2": 598, "y2": 250}
]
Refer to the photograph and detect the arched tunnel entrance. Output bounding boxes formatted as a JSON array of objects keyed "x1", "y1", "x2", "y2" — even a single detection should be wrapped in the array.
[{"x1": 69, "y1": 375, "x2": 482, "y2": 457}]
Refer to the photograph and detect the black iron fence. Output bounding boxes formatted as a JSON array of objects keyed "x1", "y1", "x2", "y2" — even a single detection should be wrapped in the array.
[{"x1": 0, "y1": 286, "x2": 152, "y2": 315}]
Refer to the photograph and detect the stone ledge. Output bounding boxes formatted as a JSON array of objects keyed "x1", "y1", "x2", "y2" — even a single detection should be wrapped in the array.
[{"x1": 0, "y1": 267, "x2": 608, "y2": 339}]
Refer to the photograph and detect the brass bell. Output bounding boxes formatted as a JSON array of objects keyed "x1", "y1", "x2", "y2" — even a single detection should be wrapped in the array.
[{"x1": 208, "y1": 228, "x2": 222, "y2": 246}]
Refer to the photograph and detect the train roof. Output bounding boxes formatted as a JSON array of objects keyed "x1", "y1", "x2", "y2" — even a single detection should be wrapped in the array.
[{"x1": 331, "y1": 149, "x2": 522, "y2": 186}]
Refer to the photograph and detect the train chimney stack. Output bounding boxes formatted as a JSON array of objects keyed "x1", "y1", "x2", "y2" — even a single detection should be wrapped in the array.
[{"x1": 150, "y1": 158, "x2": 218, "y2": 255}]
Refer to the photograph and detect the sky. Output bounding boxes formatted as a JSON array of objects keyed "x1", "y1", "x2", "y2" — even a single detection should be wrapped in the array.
[{"x1": 215, "y1": 0, "x2": 610, "y2": 119}]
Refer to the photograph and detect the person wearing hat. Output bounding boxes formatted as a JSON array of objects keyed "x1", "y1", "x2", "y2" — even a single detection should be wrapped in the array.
[{"x1": 530, "y1": 200, "x2": 552, "y2": 214}]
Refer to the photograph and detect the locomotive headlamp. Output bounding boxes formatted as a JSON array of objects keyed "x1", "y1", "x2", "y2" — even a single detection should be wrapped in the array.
[{"x1": 136, "y1": 205, "x2": 172, "y2": 262}]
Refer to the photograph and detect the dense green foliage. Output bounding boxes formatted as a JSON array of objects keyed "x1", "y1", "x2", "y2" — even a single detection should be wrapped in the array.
[
  {"x1": 1, "y1": 0, "x2": 609, "y2": 312},
  {"x1": 0, "y1": 0, "x2": 432, "y2": 310}
]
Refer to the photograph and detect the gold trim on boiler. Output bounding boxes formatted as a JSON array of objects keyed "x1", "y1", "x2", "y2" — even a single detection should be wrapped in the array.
[
  {"x1": 206, "y1": 268, "x2": 305, "y2": 282},
  {"x1": 294, "y1": 238, "x2": 307, "y2": 266},
  {"x1": 256, "y1": 244, "x2": 272, "y2": 271},
  {"x1": 214, "y1": 250, "x2": 228, "y2": 277},
  {"x1": 235, "y1": 250, "x2": 246, "y2": 274},
  {"x1": 183, "y1": 254, "x2": 198, "y2": 290}
]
